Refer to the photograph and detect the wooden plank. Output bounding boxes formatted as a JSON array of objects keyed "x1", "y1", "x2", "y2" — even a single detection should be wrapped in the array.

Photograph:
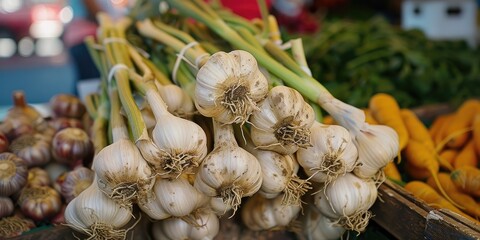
[{"x1": 371, "y1": 180, "x2": 480, "y2": 240}]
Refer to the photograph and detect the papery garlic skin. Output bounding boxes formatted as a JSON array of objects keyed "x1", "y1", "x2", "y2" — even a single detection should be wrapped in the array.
[
  {"x1": 9, "y1": 134, "x2": 51, "y2": 167},
  {"x1": 61, "y1": 167, "x2": 94, "y2": 203},
  {"x1": 150, "y1": 115, "x2": 208, "y2": 177},
  {"x1": 352, "y1": 124, "x2": 399, "y2": 179},
  {"x1": 195, "y1": 50, "x2": 269, "y2": 124},
  {"x1": 314, "y1": 173, "x2": 377, "y2": 233},
  {"x1": 318, "y1": 96, "x2": 399, "y2": 179},
  {"x1": 250, "y1": 86, "x2": 315, "y2": 155},
  {"x1": 299, "y1": 205, "x2": 346, "y2": 240},
  {"x1": 0, "y1": 153, "x2": 28, "y2": 197},
  {"x1": 241, "y1": 194, "x2": 301, "y2": 231},
  {"x1": 65, "y1": 183, "x2": 132, "y2": 238},
  {"x1": 18, "y1": 186, "x2": 62, "y2": 221},
  {"x1": 297, "y1": 122, "x2": 358, "y2": 184},
  {"x1": 248, "y1": 147, "x2": 310, "y2": 206},
  {"x1": 157, "y1": 84, "x2": 195, "y2": 119},
  {"x1": 93, "y1": 139, "x2": 153, "y2": 207},
  {"x1": 194, "y1": 121, "x2": 262, "y2": 215},
  {"x1": 144, "y1": 86, "x2": 208, "y2": 178},
  {"x1": 139, "y1": 177, "x2": 208, "y2": 220},
  {"x1": 0, "y1": 196, "x2": 14, "y2": 218},
  {"x1": 194, "y1": 144, "x2": 262, "y2": 214},
  {"x1": 151, "y1": 209, "x2": 220, "y2": 240}
]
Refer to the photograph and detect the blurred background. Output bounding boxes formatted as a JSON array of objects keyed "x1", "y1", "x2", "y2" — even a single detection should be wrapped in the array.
[{"x1": 0, "y1": 0, "x2": 479, "y2": 111}]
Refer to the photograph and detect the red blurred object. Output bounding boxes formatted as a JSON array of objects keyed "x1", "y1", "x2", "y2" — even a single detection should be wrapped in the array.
[
  {"x1": 31, "y1": 4, "x2": 61, "y2": 22},
  {"x1": 315, "y1": 0, "x2": 348, "y2": 9},
  {"x1": 274, "y1": 8, "x2": 320, "y2": 33},
  {"x1": 220, "y1": 0, "x2": 272, "y2": 19}
]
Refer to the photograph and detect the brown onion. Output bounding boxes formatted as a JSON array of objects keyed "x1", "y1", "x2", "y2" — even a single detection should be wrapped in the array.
[
  {"x1": 9, "y1": 134, "x2": 51, "y2": 167},
  {"x1": 0, "y1": 196, "x2": 14, "y2": 218},
  {"x1": 52, "y1": 128, "x2": 93, "y2": 166},
  {"x1": 0, "y1": 215, "x2": 35, "y2": 238},
  {"x1": 49, "y1": 117, "x2": 84, "y2": 132},
  {"x1": 0, "y1": 153, "x2": 28, "y2": 196},
  {"x1": 18, "y1": 186, "x2": 62, "y2": 221},
  {"x1": 0, "y1": 132, "x2": 9, "y2": 153},
  {"x1": 61, "y1": 167, "x2": 94, "y2": 203},
  {"x1": 27, "y1": 167, "x2": 51, "y2": 187},
  {"x1": 49, "y1": 94, "x2": 86, "y2": 119}
]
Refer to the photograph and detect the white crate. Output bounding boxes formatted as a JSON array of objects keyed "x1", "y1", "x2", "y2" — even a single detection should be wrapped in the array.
[{"x1": 402, "y1": 0, "x2": 478, "y2": 47}]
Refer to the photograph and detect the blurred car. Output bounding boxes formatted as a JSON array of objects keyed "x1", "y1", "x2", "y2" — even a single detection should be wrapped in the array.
[{"x1": 0, "y1": 0, "x2": 73, "y2": 58}]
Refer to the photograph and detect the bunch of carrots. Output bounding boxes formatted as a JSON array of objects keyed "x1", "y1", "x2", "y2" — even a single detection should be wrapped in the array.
[{"x1": 324, "y1": 94, "x2": 480, "y2": 223}]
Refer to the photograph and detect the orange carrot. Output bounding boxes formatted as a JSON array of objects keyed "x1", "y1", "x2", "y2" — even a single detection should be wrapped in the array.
[
  {"x1": 369, "y1": 93, "x2": 409, "y2": 150},
  {"x1": 429, "y1": 114, "x2": 450, "y2": 139},
  {"x1": 401, "y1": 109, "x2": 453, "y2": 170},
  {"x1": 384, "y1": 162, "x2": 402, "y2": 182},
  {"x1": 433, "y1": 114, "x2": 455, "y2": 147},
  {"x1": 322, "y1": 115, "x2": 335, "y2": 125},
  {"x1": 473, "y1": 113, "x2": 480, "y2": 157},
  {"x1": 426, "y1": 173, "x2": 480, "y2": 219},
  {"x1": 439, "y1": 149, "x2": 458, "y2": 166},
  {"x1": 363, "y1": 108, "x2": 378, "y2": 125},
  {"x1": 405, "y1": 162, "x2": 431, "y2": 180},
  {"x1": 404, "y1": 181, "x2": 477, "y2": 223},
  {"x1": 441, "y1": 99, "x2": 480, "y2": 149},
  {"x1": 453, "y1": 140, "x2": 478, "y2": 169},
  {"x1": 404, "y1": 140, "x2": 462, "y2": 208},
  {"x1": 451, "y1": 166, "x2": 480, "y2": 198},
  {"x1": 401, "y1": 109, "x2": 434, "y2": 149}
]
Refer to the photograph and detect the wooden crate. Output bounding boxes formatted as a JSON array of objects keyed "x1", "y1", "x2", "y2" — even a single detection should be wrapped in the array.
[{"x1": 7, "y1": 104, "x2": 480, "y2": 239}]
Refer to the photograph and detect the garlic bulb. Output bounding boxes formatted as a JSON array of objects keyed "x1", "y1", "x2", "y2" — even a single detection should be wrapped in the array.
[
  {"x1": 93, "y1": 138, "x2": 154, "y2": 208},
  {"x1": 243, "y1": 138, "x2": 310, "y2": 206},
  {"x1": 52, "y1": 127, "x2": 94, "y2": 166},
  {"x1": 241, "y1": 194, "x2": 301, "y2": 231},
  {"x1": 17, "y1": 186, "x2": 62, "y2": 221},
  {"x1": 49, "y1": 93, "x2": 86, "y2": 119},
  {"x1": 6, "y1": 91, "x2": 48, "y2": 132},
  {"x1": 314, "y1": 173, "x2": 377, "y2": 233},
  {"x1": 157, "y1": 83, "x2": 195, "y2": 119},
  {"x1": 0, "y1": 152, "x2": 28, "y2": 197},
  {"x1": 61, "y1": 167, "x2": 94, "y2": 203},
  {"x1": 194, "y1": 120, "x2": 262, "y2": 215},
  {"x1": 27, "y1": 167, "x2": 51, "y2": 187},
  {"x1": 0, "y1": 132, "x2": 8, "y2": 153},
  {"x1": 210, "y1": 197, "x2": 232, "y2": 216},
  {"x1": 9, "y1": 133, "x2": 51, "y2": 167},
  {"x1": 49, "y1": 117, "x2": 84, "y2": 132},
  {"x1": 352, "y1": 124, "x2": 399, "y2": 179},
  {"x1": 65, "y1": 182, "x2": 133, "y2": 239},
  {"x1": 299, "y1": 205, "x2": 346, "y2": 240},
  {"x1": 318, "y1": 95, "x2": 399, "y2": 179},
  {"x1": 139, "y1": 176, "x2": 208, "y2": 220},
  {"x1": 143, "y1": 82, "x2": 208, "y2": 178},
  {"x1": 195, "y1": 50, "x2": 269, "y2": 124},
  {"x1": 151, "y1": 209, "x2": 220, "y2": 240},
  {"x1": 297, "y1": 122, "x2": 358, "y2": 184},
  {"x1": 0, "y1": 196, "x2": 14, "y2": 218},
  {"x1": 93, "y1": 88, "x2": 154, "y2": 208},
  {"x1": 250, "y1": 85, "x2": 315, "y2": 154}
]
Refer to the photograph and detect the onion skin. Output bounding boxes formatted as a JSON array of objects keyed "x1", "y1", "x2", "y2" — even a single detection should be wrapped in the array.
[
  {"x1": 9, "y1": 134, "x2": 52, "y2": 167},
  {"x1": 49, "y1": 117, "x2": 84, "y2": 132},
  {"x1": 0, "y1": 153, "x2": 28, "y2": 197},
  {"x1": 0, "y1": 196, "x2": 14, "y2": 218},
  {"x1": 18, "y1": 186, "x2": 62, "y2": 221},
  {"x1": 52, "y1": 128, "x2": 94, "y2": 166},
  {"x1": 0, "y1": 132, "x2": 9, "y2": 153},
  {"x1": 50, "y1": 94, "x2": 86, "y2": 119}
]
